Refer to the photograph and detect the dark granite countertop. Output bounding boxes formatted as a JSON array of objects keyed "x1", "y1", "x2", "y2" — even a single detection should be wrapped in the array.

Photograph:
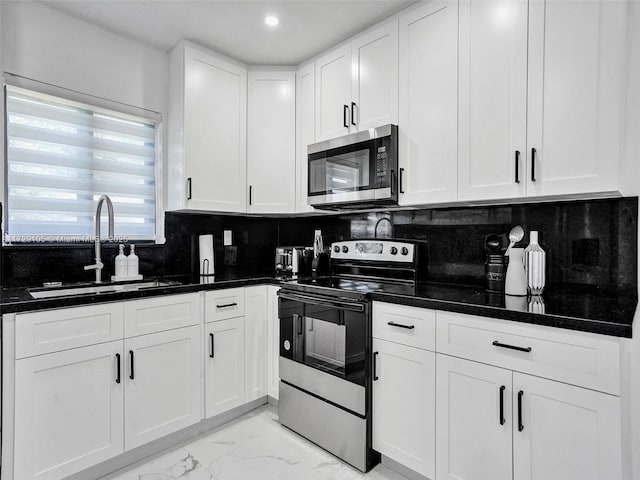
[
  {"x1": 370, "y1": 284, "x2": 637, "y2": 338},
  {"x1": 0, "y1": 273, "x2": 636, "y2": 338},
  {"x1": 0, "y1": 272, "x2": 284, "y2": 315}
]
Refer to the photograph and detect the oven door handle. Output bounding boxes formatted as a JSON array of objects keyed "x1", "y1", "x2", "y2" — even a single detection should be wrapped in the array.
[{"x1": 278, "y1": 291, "x2": 365, "y2": 312}]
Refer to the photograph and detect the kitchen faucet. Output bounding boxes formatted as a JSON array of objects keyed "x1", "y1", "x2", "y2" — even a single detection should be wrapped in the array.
[{"x1": 84, "y1": 195, "x2": 115, "y2": 283}]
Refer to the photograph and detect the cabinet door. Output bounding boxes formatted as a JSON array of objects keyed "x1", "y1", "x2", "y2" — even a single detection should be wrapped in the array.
[
  {"x1": 184, "y1": 44, "x2": 247, "y2": 211},
  {"x1": 435, "y1": 354, "x2": 513, "y2": 480},
  {"x1": 513, "y1": 373, "x2": 622, "y2": 480},
  {"x1": 315, "y1": 44, "x2": 352, "y2": 141},
  {"x1": 372, "y1": 338, "x2": 435, "y2": 478},
  {"x1": 244, "y1": 285, "x2": 268, "y2": 401},
  {"x1": 124, "y1": 326, "x2": 201, "y2": 449},
  {"x1": 247, "y1": 71, "x2": 296, "y2": 213},
  {"x1": 295, "y1": 63, "x2": 315, "y2": 213},
  {"x1": 458, "y1": 0, "x2": 528, "y2": 201},
  {"x1": 14, "y1": 341, "x2": 124, "y2": 480},
  {"x1": 351, "y1": 20, "x2": 399, "y2": 131},
  {"x1": 526, "y1": 0, "x2": 627, "y2": 197},
  {"x1": 266, "y1": 286, "x2": 280, "y2": 400},
  {"x1": 398, "y1": 0, "x2": 458, "y2": 205},
  {"x1": 205, "y1": 317, "x2": 245, "y2": 417}
]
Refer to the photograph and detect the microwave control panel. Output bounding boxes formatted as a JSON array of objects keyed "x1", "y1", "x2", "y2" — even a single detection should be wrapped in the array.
[{"x1": 375, "y1": 145, "x2": 388, "y2": 183}]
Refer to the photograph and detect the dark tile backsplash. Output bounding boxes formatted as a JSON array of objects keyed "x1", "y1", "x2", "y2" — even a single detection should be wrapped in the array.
[{"x1": 2, "y1": 197, "x2": 637, "y2": 297}]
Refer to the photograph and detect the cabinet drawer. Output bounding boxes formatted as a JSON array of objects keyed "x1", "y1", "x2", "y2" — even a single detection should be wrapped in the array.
[
  {"x1": 436, "y1": 312, "x2": 621, "y2": 395},
  {"x1": 205, "y1": 288, "x2": 245, "y2": 322},
  {"x1": 124, "y1": 294, "x2": 200, "y2": 337},
  {"x1": 373, "y1": 302, "x2": 436, "y2": 351},
  {"x1": 16, "y1": 303, "x2": 124, "y2": 359}
]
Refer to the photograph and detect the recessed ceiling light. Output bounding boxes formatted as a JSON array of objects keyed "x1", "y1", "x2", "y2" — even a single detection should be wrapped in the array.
[{"x1": 265, "y1": 15, "x2": 279, "y2": 27}]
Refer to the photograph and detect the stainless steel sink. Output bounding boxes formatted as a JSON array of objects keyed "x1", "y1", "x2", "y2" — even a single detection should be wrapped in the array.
[{"x1": 29, "y1": 280, "x2": 179, "y2": 299}]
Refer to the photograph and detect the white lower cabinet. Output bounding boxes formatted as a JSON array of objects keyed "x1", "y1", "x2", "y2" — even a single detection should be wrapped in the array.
[
  {"x1": 244, "y1": 285, "x2": 268, "y2": 401},
  {"x1": 372, "y1": 339, "x2": 435, "y2": 478},
  {"x1": 266, "y1": 285, "x2": 280, "y2": 400},
  {"x1": 14, "y1": 341, "x2": 124, "y2": 480},
  {"x1": 435, "y1": 354, "x2": 513, "y2": 480},
  {"x1": 124, "y1": 326, "x2": 202, "y2": 450},
  {"x1": 205, "y1": 317, "x2": 245, "y2": 417},
  {"x1": 436, "y1": 354, "x2": 623, "y2": 480},
  {"x1": 512, "y1": 373, "x2": 622, "y2": 480}
]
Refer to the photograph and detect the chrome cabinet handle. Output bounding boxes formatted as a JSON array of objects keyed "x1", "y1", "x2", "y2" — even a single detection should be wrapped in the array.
[
  {"x1": 351, "y1": 101, "x2": 357, "y2": 126},
  {"x1": 209, "y1": 333, "x2": 215, "y2": 358},
  {"x1": 187, "y1": 177, "x2": 192, "y2": 200},
  {"x1": 343, "y1": 105, "x2": 349, "y2": 128},
  {"x1": 515, "y1": 151, "x2": 520, "y2": 184},
  {"x1": 499, "y1": 385, "x2": 506, "y2": 425}
]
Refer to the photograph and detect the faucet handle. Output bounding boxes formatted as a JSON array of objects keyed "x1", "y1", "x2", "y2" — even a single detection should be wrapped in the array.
[{"x1": 84, "y1": 261, "x2": 104, "y2": 271}]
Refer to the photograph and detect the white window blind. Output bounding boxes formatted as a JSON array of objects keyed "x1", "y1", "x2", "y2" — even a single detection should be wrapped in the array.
[{"x1": 5, "y1": 85, "x2": 158, "y2": 242}]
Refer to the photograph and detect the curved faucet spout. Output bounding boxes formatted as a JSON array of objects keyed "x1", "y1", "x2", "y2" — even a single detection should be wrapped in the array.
[
  {"x1": 96, "y1": 195, "x2": 115, "y2": 242},
  {"x1": 84, "y1": 195, "x2": 115, "y2": 283}
]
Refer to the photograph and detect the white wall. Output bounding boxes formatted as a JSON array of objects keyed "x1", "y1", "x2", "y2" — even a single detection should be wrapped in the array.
[
  {"x1": 1, "y1": 1, "x2": 168, "y2": 113},
  {"x1": 0, "y1": 1, "x2": 170, "y2": 212}
]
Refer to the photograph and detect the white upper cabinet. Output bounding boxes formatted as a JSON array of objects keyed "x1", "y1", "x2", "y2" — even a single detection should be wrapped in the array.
[
  {"x1": 247, "y1": 70, "x2": 296, "y2": 213},
  {"x1": 526, "y1": 0, "x2": 627, "y2": 197},
  {"x1": 168, "y1": 40, "x2": 247, "y2": 212},
  {"x1": 398, "y1": 0, "x2": 458, "y2": 206},
  {"x1": 295, "y1": 63, "x2": 316, "y2": 213},
  {"x1": 457, "y1": 0, "x2": 528, "y2": 201},
  {"x1": 315, "y1": 44, "x2": 353, "y2": 141},
  {"x1": 350, "y1": 21, "x2": 399, "y2": 131},
  {"x1": 315, "y1": 21, "x2": 399, "y2": 142}
]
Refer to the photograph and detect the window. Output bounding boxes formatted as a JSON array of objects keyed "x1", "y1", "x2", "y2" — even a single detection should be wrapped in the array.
[{"x1": 4, "y1": 83, "x2": 159, "y2": 243}]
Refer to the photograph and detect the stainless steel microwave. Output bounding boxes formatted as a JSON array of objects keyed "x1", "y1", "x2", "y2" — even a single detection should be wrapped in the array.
[{"x1": 307, "y1": 124, "x2": 398, "y2": 210}]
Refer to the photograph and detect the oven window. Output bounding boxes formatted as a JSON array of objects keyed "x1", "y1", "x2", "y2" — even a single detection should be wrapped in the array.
[
  {"x1": 309, "y1": 148, "x2": 371, "y2": 194},
  {"x1": 302, "y1": 305, "x2": 366, "y2": 386},
  {"x1": 304, "y1": 316, "x2": 346, "y2": 372}
]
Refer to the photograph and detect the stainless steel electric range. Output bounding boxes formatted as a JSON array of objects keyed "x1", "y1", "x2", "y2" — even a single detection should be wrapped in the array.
[{"x1": 277, "y1": 239, "x2": 428, "y2": 472}]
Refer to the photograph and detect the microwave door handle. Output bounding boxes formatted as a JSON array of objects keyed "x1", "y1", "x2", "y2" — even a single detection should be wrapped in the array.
[{"x1": 278, "y1": 291, "x2": 365, "y2": 313}]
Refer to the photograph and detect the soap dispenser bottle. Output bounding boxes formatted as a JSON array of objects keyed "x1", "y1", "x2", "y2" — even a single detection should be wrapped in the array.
[
  {"x1": 127, "y1": 244, "x2": 139, "y2": 277},
  {"x1": 115, "y1": 244, "x2": 127, "y2": 278}
]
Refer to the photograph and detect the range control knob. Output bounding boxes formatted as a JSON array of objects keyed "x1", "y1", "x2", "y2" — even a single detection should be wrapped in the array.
[
  {"x1": 342, "y1": 245, "x2": 349, "y2": 253},
  {"x1": 334, "y1": 245, "x2": 340, "y2": 253},
  {"x1": 401, "y1": 247, "x2": 409, "y2": 256},
  {"x1": 390, "y1": 246, "x2": 398, "y2": 255}
]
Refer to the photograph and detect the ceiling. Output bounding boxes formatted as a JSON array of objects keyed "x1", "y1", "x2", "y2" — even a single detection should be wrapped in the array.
[{"x1": 35, "y1": 0, "x2": 416, "y2": 65}]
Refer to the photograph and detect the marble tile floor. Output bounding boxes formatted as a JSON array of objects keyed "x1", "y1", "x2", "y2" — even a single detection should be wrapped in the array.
[{"x1": 105, "y1": 405, "x2": 409, "y2": 480}]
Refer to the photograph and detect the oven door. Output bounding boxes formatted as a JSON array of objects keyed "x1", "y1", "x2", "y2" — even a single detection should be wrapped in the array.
[{"x1": 278, "y1": 290, "x2": 368, "y2": 387}]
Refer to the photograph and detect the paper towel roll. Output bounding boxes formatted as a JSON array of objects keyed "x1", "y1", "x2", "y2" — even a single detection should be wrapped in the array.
[{"x1": 199, "y1": 234, "x2": 215, "y2": 276}]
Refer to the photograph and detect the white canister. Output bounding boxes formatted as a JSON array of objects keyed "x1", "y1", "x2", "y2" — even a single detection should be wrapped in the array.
[{"x1": 505, "y1": 248, "x2": 527, "y2": 296}]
